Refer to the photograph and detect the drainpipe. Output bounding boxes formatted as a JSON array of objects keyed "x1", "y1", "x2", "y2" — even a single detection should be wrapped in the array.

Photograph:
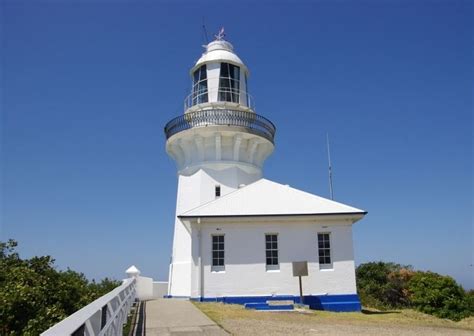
[{"x1": 198, "y1": 217, "x2": 203, "y2": 300}]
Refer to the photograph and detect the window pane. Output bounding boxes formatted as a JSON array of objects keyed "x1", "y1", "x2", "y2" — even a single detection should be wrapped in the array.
[
  {"x1": 200, "y1": 65, "x2": 207, "y2": 80},
  {"x1": 220, "y1": 78, "x2": 230, "y2": 89},
  {"x1": 319, "y1": 256, "x2": 325, "y2": 264},
  {"x1": 265, "y1": 234, "x2": 278, "y2": 266},
  {"x1": 212, "y1": 235, "x2": 224, "y2": 269},
  {"x1": 325, "y1": 256, "x2": 331, "y2": 264},
  {"x1": 220, "y1": 63, "x2": 229, "y2": 77},
  {"x1": 193, "y1": 70, "x2": 199, "y2": 83}
]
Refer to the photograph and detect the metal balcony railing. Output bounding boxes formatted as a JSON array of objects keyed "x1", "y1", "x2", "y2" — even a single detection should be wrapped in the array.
[
  {"x1": 164, "y1": 109, "x2": 276, "y2": 144},
  {"x1": 41, "y1": 278, "x2": 136, "y2": 336}
]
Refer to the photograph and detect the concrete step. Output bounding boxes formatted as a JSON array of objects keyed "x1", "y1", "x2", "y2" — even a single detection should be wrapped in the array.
[
  {"x1": 267, "y1": 300, "x2": 294, "y2": 306},
  {"x1": 244, "y1": 302, "x2": 294, "y2": 311}
]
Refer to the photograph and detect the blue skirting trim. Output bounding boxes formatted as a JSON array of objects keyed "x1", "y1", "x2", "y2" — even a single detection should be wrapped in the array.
[{"x1": 192, "y1": 294, "x2": 361, "y2": 312}]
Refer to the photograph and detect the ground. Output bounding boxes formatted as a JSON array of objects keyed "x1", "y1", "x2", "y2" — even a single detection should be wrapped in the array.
[{"x1": 193, "y1": 302, "x2": 474, "y2": 336}]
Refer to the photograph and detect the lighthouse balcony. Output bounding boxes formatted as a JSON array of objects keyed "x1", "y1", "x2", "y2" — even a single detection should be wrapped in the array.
[{"x1": 164, "y1": 108, "x2": 276, "y2": 144}]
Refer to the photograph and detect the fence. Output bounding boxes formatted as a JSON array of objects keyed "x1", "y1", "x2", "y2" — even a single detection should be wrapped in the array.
[{"x1": 41, "y1": 277, "x2": 136, "y2": 336}]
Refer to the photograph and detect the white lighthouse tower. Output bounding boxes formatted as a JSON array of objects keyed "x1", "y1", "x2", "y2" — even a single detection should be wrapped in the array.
[{"x1": 165, "y1": 30, "x2": 276, "y2": 297}]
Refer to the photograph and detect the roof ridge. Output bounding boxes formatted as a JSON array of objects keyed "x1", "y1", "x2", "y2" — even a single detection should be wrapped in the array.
[{"x1": 179, "y1": 178, "x2": 267, "y2": 216}]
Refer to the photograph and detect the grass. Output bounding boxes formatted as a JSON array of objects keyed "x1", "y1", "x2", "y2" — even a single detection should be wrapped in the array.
[{"x1": 193, "y1": 302, "x2": 474, "y2": 332}]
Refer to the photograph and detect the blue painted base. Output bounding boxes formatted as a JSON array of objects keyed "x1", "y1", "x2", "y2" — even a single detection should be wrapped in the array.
[{"x1": 185, "y1": 294, "x2": 361, "y2": 312}]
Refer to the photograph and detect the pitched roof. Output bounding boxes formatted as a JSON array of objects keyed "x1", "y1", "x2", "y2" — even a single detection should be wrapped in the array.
[{"x1": 180, "y1": 179, "x2": 366, "y2": 218}]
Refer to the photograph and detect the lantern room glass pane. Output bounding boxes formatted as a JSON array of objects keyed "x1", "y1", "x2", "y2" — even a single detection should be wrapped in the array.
[
  {"x1": 219, "y1": 62, "x2": 240, "y2": 103},
  {"x1": 192, "y1": 65, "x2": 208, "y2": 105}
]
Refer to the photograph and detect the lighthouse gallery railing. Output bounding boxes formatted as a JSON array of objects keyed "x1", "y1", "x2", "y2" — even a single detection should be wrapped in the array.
[{"x1": 164, "y1": 109, "x2": 276, "y2": 144}]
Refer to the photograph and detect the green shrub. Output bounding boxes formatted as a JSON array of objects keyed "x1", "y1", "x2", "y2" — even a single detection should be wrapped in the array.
[
  {"x1": 408, "y1": 271, "x2": 470, "y2": 321},
  {"x1": 0, "y1": 240, "x2": 121, "y2": 335},
  {"x1": 356, "y1": 261, "x2": 413, "y2": 309},
  {"x1": 467, "y1": 290, "x2": 474, "y2": 314}
]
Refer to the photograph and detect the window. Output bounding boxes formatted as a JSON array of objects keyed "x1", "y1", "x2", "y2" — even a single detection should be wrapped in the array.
[
  {"x1": 218, "y1": 62, "x2": 240, "y2": 103},
  {"x1": 318, "y1": 233, "x2": 332, "y2": 269},
  {"x1": 212, "y1": 235, "x2": 225, "y2": 271},
  {"x1": 215, "y1": 185, "x2": 221, "y2": 198},
  {"x1": 192, "y1": 65, "x2": 208, "y2": 105},
  {"x1": 265, "y1": 234, "x2": 279, "y2": 270}
]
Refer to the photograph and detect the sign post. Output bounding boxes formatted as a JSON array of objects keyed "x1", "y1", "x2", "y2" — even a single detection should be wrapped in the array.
[{"x1": 292, "y1": 261, "x2": 308, "y2": 306}]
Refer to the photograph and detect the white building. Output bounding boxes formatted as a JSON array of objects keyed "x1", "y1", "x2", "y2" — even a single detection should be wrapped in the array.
[{"x1": 164, "y1": 31, "x2": 366, "y2": 311}]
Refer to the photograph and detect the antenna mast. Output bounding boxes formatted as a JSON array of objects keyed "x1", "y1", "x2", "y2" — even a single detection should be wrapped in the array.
[
  {"x1": 202, "y1": 17, "x2": 209, "y2": 44},
  {"x1": 326, "y1": 133, "x2": 334, "y2": 200}
]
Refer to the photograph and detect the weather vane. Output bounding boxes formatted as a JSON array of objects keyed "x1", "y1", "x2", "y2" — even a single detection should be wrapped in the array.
[{"x1": 215, "y1": 27, "x2": 225, "y2": 41}]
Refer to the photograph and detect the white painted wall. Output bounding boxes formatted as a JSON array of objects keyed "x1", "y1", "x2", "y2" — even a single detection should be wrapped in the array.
[
  {"x1": 135, "y1": 276, "x2": 154, "y2": 301},
  {"x1": 153, "y1": 281, "x2": 169, "y2": 298},
  {"x1": 191, "y1": 220, "x2": 357, "y2": 298},
  {"x1": 168, "y1": 167, "x2": 262, "y2": 296}
]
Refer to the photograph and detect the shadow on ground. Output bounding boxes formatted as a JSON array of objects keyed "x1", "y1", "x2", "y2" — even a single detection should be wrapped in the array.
[{"x1": 362, "y1": 309, "x2": 401, "y2": 315}]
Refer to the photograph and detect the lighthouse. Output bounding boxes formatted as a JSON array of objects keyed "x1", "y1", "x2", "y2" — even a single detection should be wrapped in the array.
[
  {"x1": 165, "y1": 30, "x2": 275, "y2": 297},
  {"x1": 164, "y1": 30, "x2": 366, "y2": 311}
]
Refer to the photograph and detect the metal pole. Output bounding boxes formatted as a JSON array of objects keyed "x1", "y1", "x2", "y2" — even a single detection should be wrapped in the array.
[
  {"x1": 326, "y1": 133, "x2": 334, "y2": 200},
  {"x1": 299, "y1": 276, "x2": 303, "y2": 305}
]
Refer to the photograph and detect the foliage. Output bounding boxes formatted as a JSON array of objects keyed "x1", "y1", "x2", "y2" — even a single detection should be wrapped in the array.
[
  {"x1": 408, "y1": 271, "x2": 471, "y2": 321},
  {"x1": 0, "y1": 240, "x2": 121, "y2": 335},
  {"x1": 356, "y1": 261, "x2": 472, "y2": 321},
  {"x1": 356, "y1": 261, "x2": 414, "y2": 309},
  {"x1": 467, "y1": 290, "x2": 474, "y2": 314}
]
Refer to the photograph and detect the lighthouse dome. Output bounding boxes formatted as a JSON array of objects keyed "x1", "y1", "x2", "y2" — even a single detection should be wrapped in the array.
[{"x1": 192, "y1": 39, "x2": 248, "y2": 75}]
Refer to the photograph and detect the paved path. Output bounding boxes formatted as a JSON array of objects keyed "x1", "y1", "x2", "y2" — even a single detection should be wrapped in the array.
[{"x1": 143, "y1": 299, "x2": 228, "y2": 336}]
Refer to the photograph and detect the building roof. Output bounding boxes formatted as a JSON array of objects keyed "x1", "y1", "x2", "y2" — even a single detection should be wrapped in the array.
[{"x1": 179, "y1": 179, "x2": 367, "y2": 219}]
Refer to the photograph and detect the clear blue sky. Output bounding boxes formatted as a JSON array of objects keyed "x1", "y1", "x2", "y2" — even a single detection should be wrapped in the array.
[{"x1": 2, "y1": 1, "x2": 472, "y2": 289}]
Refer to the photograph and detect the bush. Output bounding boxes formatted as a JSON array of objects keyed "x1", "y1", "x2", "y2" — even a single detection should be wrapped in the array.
[
  {"x1": 467, "y1": 290, "x2": 474, "y2": 314},
  {"x1": 0, "y1": 239, "x2": 121, "y2": 335},
  {"x1": 356, "y1": 261, "x2": 413, "y2": 309},
  {"x1": 408, "y1": 271, "x2": 471, "y2": 321},
  {"x1": 356, "y1": 261, "x2": 472, "y2": 321}
]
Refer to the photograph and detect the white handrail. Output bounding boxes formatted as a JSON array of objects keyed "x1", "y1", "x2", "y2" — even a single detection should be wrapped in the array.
[{"x1": 41, "y1": 277, "x2": 136, "y2": 336}]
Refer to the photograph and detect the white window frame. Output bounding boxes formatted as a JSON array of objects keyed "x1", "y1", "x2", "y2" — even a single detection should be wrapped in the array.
[
  {"x1": 211, "y1": 234, "x2": 225, "y2": 272},
  {"x1": 318, "y1": 232, "x2": 333, "y2": 270},
  {"x1": 265, "y1": 233, "x2": 280, "y2": 271}
]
